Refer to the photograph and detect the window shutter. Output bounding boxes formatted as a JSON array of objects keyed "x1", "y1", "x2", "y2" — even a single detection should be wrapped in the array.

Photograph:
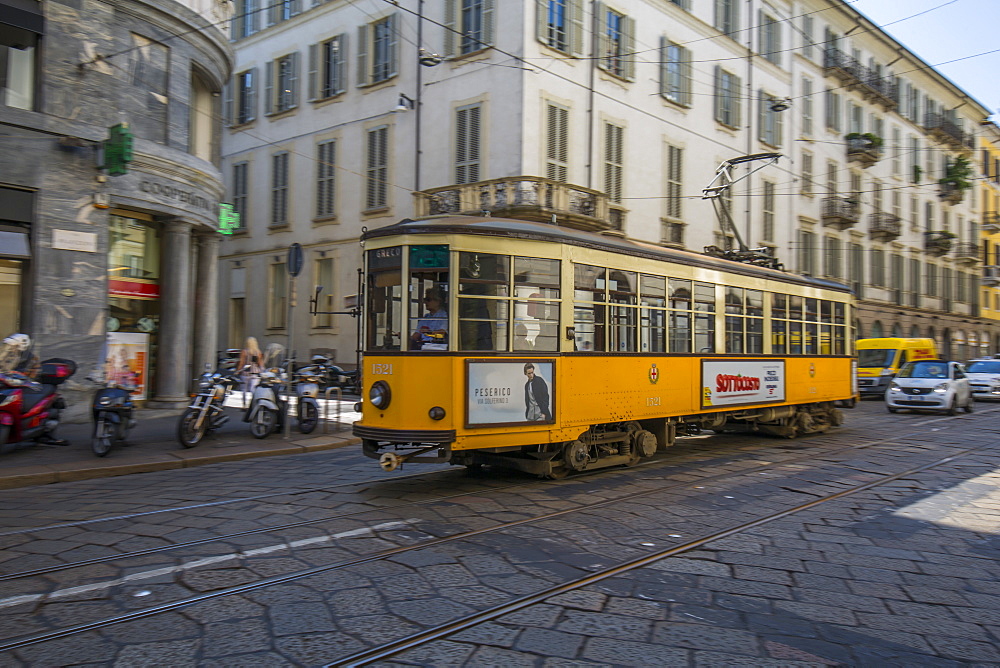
[
  {"x1": 455, "y1": 105, "x2": 481, "y2": 184},
  {"x1": 733, "y1": 74, "x2": 742, "y2": 127},
  {"x1": 267, "y1": 0, "x2": 279, "y2": 26},
  {"x1": 569, "y1": 0, "x2": 584, "y2": 56},
  {"x1": 713, "y1": 65, "x2": 722, "y2": 122},
  {"x1": 223, "y1": 80, "x2": 233, "y2": 126},
  {"x1": 757, "y1": 90, "x2": 765, "y2": 142},
  {"x1": 248, "y1": 0, "x2": 259, "y2": 33},
  {"x1": 288, "y1": 52, "x2": 299, "y2": 108},
  {"x1": 444, "y1": 0, "x2": 456, "y2": 57},
  {"x1": 775, "y1": 98, "x2": 783, "y2": 147},
  {"x1": 335, "y1": 33, "x2": 347, "y2": 93},
  {"x1": 595, "y1": 2, "x2": 607, "y2": 72},
  {"x1": 623, "y1": 15, "x2": 635, "y2": 80},
  {"x1": 264, "y1": 60, "x2": 274, "y2": 114},
  {"x1": 680, "y1": 46, "x2": 691, "y2": 104},
  {"x1": 535, "y1": 0, "x2": 547, "y2": 45},
  {"x1": 482, "y1": 0, "x2": 495, "y2": 47},
  {"x1": 659, "y1": 36, "x2": 667, "y2": 97},
  {"x1": 357, "y1": 25, "x2": 368, "y2": 86},
  {"x1": 247, "y1": 67, "x2": 257, "y2": 121},
  {"x1": 388, "y1": 13, "x2": 398, "y2": 78},
  {"x1": 308, "y1": 43, "x2": 318, "y2": 100},
  {"x1": 290, "y1": 0, "x2": 301, "y2": 16}
]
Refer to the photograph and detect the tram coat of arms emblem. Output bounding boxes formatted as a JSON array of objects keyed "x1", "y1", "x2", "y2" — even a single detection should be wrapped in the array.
[{"x1": 649, "y1": 363, "x2": 659, "y2": 384}]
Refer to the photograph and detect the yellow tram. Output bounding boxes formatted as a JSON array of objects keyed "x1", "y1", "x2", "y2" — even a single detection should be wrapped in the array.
[{"x1": 354, "y1": 216, "x2": 857, "y2": 478}]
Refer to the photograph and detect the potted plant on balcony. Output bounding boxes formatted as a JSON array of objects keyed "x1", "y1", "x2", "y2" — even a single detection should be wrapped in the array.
[
  {"x1": 939, "y1": 155, "x2": 973, "y2": 204},
  {"x1": 925, "y1": 230, "x2": 956, "y2": 256}
]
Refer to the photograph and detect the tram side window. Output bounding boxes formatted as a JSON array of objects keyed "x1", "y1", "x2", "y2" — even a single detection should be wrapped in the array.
[
  {"x1": 574, "y1": 264, "x2": 606, "y2": 351},
  {"x1": 365, "y1": 247, "x2": 403, "y2": 351},
  {"x1": 693, "y1": 282, "x2": 716, "y2": 353},
  {"x1": 513, "y1": 256, "x2": 560, "y2": 352},
  {"x1": 668, "y1": 279, "x2": 691, "y2": 353},
  {"x1": 640, "y1": 274, "x2": 666, "y2": 353},
  {"x1": 724, "y1": 287, "x2": 764, "y2": 354},
  {"x1": 409, "y1": 245, "x2": 450, "y2": 351},
  {"x1": 771, "y1": 293, "x2": 847, "y2": 355},
  {"x1": 771, "y1": 293, "x2": 787, "y2": 354},
  {"x1": 608, "y1": 270, "x2": 637, "y2": 352},
  {"x1": 457, "y1": 252, "x2": 509, "y2": 351},
  {"x1": 668, "y1": 279, "x2": 716, "y2": 353}
]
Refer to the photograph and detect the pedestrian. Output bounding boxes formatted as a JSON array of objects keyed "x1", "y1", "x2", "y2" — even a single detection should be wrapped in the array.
[{"x1": 238, "y1": 336, "x2": 263, "y2": 407}]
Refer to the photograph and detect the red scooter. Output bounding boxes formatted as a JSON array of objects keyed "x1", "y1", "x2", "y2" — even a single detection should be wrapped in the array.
[{"x1": 0, "y1": 334, "x2": 76, "y2": 453}]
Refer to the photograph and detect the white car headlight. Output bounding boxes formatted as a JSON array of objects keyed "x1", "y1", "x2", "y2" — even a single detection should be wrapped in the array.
[
  {"x1": 889, "y1": 381, "x2": 900, "y2": 391},
  {"x1": 933, "y1": 383, "x2": 949, "y2": 393}
]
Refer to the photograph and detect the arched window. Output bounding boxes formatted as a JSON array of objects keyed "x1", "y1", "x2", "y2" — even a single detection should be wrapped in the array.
[
  {"x1": 891, "y1": 323, "x2": 903, "y2": 337},
  {"x1": 909, "y1": 325, "x2": 920, "y2": 338},
  {"x1": 870, "y1": 321, "x2": 883, "y2": 338}
]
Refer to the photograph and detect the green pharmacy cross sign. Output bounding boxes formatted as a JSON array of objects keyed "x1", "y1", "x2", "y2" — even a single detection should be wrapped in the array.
[
  {"x1": 103, "y1": 123, "x2": 134, "y2": 176},
  {"x1": 218, "y1": 203, "x2": 240, "y2": 234}
]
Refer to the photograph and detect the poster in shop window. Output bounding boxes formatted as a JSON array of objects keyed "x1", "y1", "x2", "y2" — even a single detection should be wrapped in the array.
[
  {"x1": 466, "y1": 359, "x2": 555, "y2": 427},
  {"x1": 104, "y1": 332, "x2": 149, "y2": 400},
  {"x1": 701, "y1": 359, "x2": 785, "y2": 408}
]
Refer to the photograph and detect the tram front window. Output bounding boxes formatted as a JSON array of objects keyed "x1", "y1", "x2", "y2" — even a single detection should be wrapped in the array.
[
  {"x1": 409, "y1": 245, "x2": 450, "y2": 351},
  {"x1": 366, "y1": 247, "x2": 403, "y2": 351}
]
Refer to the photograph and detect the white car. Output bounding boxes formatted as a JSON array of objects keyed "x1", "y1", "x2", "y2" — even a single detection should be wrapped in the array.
[
  {"x1": 964, "y1": 359, "x2": 1000, "y2": 400},
  {"x1": 885, "y1": 360, "x2": 973, "y2": 415}
]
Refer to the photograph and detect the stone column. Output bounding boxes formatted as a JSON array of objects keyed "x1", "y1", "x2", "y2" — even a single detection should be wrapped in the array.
[
  {"x1": 193, "y1": 232, "x2": 221, "y2": 374},
  {"x1": 149, "y1": 220, "x2": 193, "y2": 408}
]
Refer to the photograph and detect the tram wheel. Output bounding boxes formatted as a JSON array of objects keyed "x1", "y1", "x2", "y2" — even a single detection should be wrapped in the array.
[
  {"x1": 544, "y1": 465, "x2": 570, "y2": 480},
  {"x1": 563, "y1": 440, "x2": 589, "y2": 472}
]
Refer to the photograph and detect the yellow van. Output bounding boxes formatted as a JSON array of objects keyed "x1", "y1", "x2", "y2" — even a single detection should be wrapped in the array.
[{"x1": 856, "y1": 338, "x2": 938, "y2": 396}]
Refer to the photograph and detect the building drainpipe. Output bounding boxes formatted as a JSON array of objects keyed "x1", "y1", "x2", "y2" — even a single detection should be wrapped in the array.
[
  {"x1": 744, "y1": 0, "x2": 754, "y2": 248},
  {"x1": 586, "y1": 2, "x2": 598, "y2": 191}
]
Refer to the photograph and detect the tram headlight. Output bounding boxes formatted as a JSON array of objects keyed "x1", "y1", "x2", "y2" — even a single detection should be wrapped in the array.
[
  {"x1": 369, "y1": 381, "x2": 391, "y2": 409},
  {"x1": 428, "y1": 406, "x2": 446, "y2": 420}
]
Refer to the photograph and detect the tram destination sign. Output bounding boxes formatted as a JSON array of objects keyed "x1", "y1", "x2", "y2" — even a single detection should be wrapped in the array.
[{"x1": 701, "y1": 359, "x2": 785, "y2": 408}]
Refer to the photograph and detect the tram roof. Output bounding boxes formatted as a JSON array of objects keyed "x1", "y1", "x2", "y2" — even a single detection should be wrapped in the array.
[{"x1": 364, "y1": 215, "x2": 853, "y2": 296}]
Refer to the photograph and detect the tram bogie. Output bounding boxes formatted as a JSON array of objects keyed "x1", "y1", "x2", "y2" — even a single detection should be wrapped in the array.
[{"x1": 354, "y1": 216, "x2": 857, "y2": 478}]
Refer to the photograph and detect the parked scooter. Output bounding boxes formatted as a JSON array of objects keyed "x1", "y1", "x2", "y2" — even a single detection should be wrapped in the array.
[
  {"x1": 90, "y1": 372, "x2": 137, "y2": 457},
  {"x1": 293, "y1": 367, "x2": 321, "y2": 434},
  {"x1": 244, "y1": 367, "x2": 287, "y2": 438},
  {"x1": 177, "y1": 363, "x2": 241, "y2": 448},
  {"x1": 0, "y1": 334, "x2": 76, "y2": 454}
]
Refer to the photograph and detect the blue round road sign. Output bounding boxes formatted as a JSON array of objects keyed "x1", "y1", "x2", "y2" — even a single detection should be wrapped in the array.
[{"x1": 287, "y1": 243, "x2": 304, "y2": 277}]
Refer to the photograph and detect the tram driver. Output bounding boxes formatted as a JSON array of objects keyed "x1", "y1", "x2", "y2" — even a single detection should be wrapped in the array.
[{"x1": 410, "y1": 288, "x2": 448, "y2": 350}]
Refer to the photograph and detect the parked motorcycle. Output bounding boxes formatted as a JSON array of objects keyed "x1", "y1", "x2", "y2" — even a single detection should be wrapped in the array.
[
  {"x1": 90, "y1": 373, "x2": 136, "y2": 457},
  {"x1": 244, "y1": 368, "x2": 287, "y2": 438},
  {"x1": 177, "y1": 364, "x2": 240, "y2": 448},
  {"x1": 300, "y1": 354, "x2": 360, "y2": 395},
  {"x1": 293, "y1": 368, "x2": 321, "y2": 435},
  {"x1": 0, "y1": 334, "x2": 76, "y2": 453}
]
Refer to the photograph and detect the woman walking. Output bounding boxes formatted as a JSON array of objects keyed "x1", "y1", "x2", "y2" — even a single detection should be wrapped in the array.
[{"x1": 238, "y1": 337, "x2": 263, "y2": 407}]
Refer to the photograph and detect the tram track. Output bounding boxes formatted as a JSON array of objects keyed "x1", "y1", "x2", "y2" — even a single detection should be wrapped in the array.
[
  {"x1": 0, "y1": 407, "x2": 953, "y2": 583},
  {"x1": 0, "y1": 410, "x2": 992, "y2": 657}
]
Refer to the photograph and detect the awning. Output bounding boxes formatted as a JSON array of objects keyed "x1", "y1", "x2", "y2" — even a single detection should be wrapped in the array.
[{"x1": 0, "y1": 230, "x2": 30, "y2": 259}]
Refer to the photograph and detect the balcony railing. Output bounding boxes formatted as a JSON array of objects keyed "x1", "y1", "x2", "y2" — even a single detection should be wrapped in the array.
[
  {"x1": 868, "y1": 212, "x2": 901, "y2": 242},
  {"x1": 821, "y1": 196, "x2": 861, "y2": 230},
  {"x1": 984, "y1": 265, "x2": 1000, "y2": 286},
  {"x1": 846, "y1": 137, "x2": 882, "y2": 168},
  {"x1": 924, "y1": 231, "x2": 955, "y2": 257},
  {"x1": 984, "y1": 212, "x2": 1000, "y2": 233},
  {"x1": 952, "y1": 241, "x2": 980, "y2": 264},
  {"x1": 413, "y1": 177, "x2": 618, "y2": 233},
  {"x1": 823, "y1": 48, "x2": 897, "y2": 109},
  {"x1": 924, "y1": 113, "x2": 974, "y2": 152}
]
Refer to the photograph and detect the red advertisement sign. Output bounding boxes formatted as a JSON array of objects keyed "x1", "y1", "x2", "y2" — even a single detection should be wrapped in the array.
[{"x1": 109, "y1": 279, "x2": 160, "y2": 299}]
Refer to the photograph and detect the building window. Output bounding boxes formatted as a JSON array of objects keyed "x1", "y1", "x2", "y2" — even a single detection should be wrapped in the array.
[
  {"x1": 316, "y1": 140, "x2": 336, "y2": 219},
  {"x1": 309, "y1": 35, "x2": 346, "y2": 100},
  {"x1": 598, "y1": 6, "x2": 634, "y2": 80},
  {"x1": 758, "y1": 90, "x2": 783, "y2": 147},
  {"x1": 445, "y1": 0, "x2": 495, "y2": 56},
  {"x1": 871, "y1": 248, "x2": 885, "y2": 286},
  {"x1": 660, "y1": 39, "x2": 691, "y2": 106},
  {"x1": 825, "y1": 89, "x2": 841, "y2": 131},
  {"x1": 714, "y1": 67, "x2": 741, "y2": 129},
  {"x1": 229, "y1": 69, "x2": 257, "y2": 125},
  {"x1": 455, "y1": 103, "x2": 481, "y2": 185},
  {"x1": 546, "y1": 103, "x2": 569, "y2": 182},
  {"x1": 758, "y1": 11, "x2": 781, "y2": 65},
  {"x1": 665, "y1": 144, "x2": 682, "y2": 220},
  {"x1": 538, "y1": 0, "x2": 583, "y2": 55},
  {"x1": 892, "y1": 127, "x2": 901, "y2": 176},
  {"x1": 604, "y1": 122, "x2": 624, "y2": 204},
  {"x1": 271, "y1": 152, "x2": 289, "y2": 226},
  {"x1": 801, "y1": 77, "x2": 813, "y2": 136},
  {"x1": 358, "y1": 14, "x2": 397, "y2": 86},
  {"x1": 265, "y1": 53, "x2": 299, "y2": 114},
  {"x1": 715, "y1": 0, "x2": 739, "y2": 36},
  {"x1": 799, "y1": 229, "x2": 815, "y2": 275},
  {"x1": 366, "y1": 126, "x2": 389, "y2": 210},
  {"x1": 801, "y1": 152, "x2": 813, "y2": 196},
  {"x1": 189, "y1": 69, "x2": 216, "y2": 162},
  {"x1": 801, "y1": 14, "x2": 814, "y2": 60},
  {"x1": 268, "y1": 262, "x2": 287, "y2": 328},
  {"x1": 314, "y1": 257, "x2": 335, "y2": 328},
  {"x1": 762, "y1": 181, "x2": 775, "y2": 241},
  {"x1": 823, "y1": 236, "x2": 842, "y2": 278},
  {"x1": 826, "y1": 160, "x2": 838, "y2": 195},
  {"x1": 926, "y1": 262, "x2": 938, "y2": 298},
  {"x1": 232, "y1": 161, "x2": 248, "y2": 229},
  {"x1": 231, "y1": 0, "x2": 260, "y2": 40},
  {"x1": 268, "y1": 0, "x2": 301, "y2": 26},
  {"x1": 662, "y1": 221, "x2": 684, "y2": 245}
]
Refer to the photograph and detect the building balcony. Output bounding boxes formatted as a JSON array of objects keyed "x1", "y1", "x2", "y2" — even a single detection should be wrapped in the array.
[
  {"x1": 868, "y1": 212, "x2": 901, "y2": 242},
  {"x1": 845, "y1": 135, "x2": 882, "y2": 168},
  {"x1": 939, "y1": 181, "x2": 967, "y2": 205},
  {"x1": 821, "y1": 196, "x2": 861, "y2": 230},
  {"x1": 823, "y1": 48, "x2": 897, "y2": 110},
  {"x1": 984, "y1": 265, "x2": 1000, "y2": 287},
  {"x1": 983, "y1": 212, "x2": 1000, "y2": 233},
  {"x1": 924, "y1": 113, "x2": 974, "y2": 153},
  {"x1": 952, "y1": 241, "x2": 980, "y2": 265},
  {"x1": 413, "y1": 177, "x2": 619, "y2": 233},
  {"x1": 924, "y1": 230, "x2": 955, "y2": 257}
]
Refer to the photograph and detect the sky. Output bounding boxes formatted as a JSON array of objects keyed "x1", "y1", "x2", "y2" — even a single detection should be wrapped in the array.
[{"x1": 850, "y1": 0, "x2": 1000, "y2": 121}]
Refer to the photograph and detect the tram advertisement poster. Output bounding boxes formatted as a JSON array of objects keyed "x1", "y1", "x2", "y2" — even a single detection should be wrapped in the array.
[
  {"x1": 701, "y1": 359, "x2": 785, "y2": 408},
  {"x1": 466, "y1": 359, "x2": 555, "y2": 427},
  {"x1": 104, "y1": 332, "x2": 149, "y2": 400}
]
